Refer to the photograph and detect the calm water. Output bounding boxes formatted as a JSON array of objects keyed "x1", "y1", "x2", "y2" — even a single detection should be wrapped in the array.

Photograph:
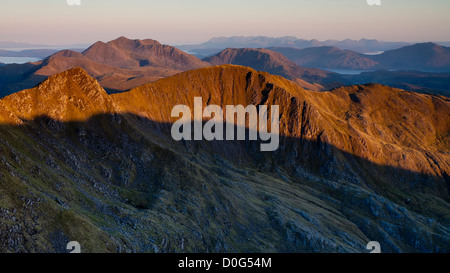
[
  {"x1": 324, "y1": 69, "x2": 374, "y2": 75},
  {"x1": 362, "y1": 51, "x2": 384, "y2": 55},
  {"x1": 0, "y1": 57, "x2": 41, "y2": 64},
  {"x1": 0, "y1": 46, "x2": 64, "y2": 51}
]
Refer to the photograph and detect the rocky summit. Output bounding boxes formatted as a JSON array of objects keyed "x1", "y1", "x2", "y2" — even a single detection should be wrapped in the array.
[{"x1": 0, "y1": 66, "x2": 449, "y2": 253}]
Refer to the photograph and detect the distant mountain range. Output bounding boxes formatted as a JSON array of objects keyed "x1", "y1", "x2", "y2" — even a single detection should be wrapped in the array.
[
  {"x1": 0, "y1": 66, "x2": 448, "y2": 252},
  {"x1": 180, "y1": 36, "x2": 412, "y2": 52},
  {"x1": 0, "y1": 41, "x2": 55, "y2": 48},
  {"x1": 0, "y1": 41, "x2": 90, "y2": 49},
  {"x1": 203, "y1": 46, "x2": 450, "y2": 96},
  {"x1": 203, "y1": 48, "x2": 346, "y2": 90},
  {"x1": 0, "y1": 37, "x2": 348, "y2": 96},
  {"x1": 269, "y1": 43, "x2": 450, "y2": 72},
  {"x1": 268, "y1": 46, "x2": 377, "y2": 70},
  {"x1": 83, "y1": 37, "x2": 208, "y2": 70},
  {"x1": 1, "y1": 37, "x2": 450, "y2": 99},
  {"x1": 0, "y1": 49, "x2": 83, "y2": 59},
  {"x1": 345, "y1": 70, "x2": 450, "y2": 97},
  {"x1": 178, "y1": 36, "x2": 413, "y2": 57},
  {"x1": 370, "y1": 43, "x2": 450, "y2": 71},
  {"x1": 0, "y1": 37, "x2": 209, "y2": 95}
]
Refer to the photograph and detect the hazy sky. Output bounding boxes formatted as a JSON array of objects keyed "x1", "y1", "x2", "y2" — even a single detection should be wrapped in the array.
[{"x1": 1, "y1": 0, "x2": 449, "y2": 45}]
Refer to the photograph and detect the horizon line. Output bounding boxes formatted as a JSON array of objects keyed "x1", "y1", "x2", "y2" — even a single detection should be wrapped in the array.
[{"x1": 2, "y1": 36, "x2": 450, "y2": 48}]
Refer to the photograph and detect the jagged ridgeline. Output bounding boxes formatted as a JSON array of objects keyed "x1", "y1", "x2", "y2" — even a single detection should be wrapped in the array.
[{"x1": 0, "y1": 66, "x2": 449, "y2": 252}]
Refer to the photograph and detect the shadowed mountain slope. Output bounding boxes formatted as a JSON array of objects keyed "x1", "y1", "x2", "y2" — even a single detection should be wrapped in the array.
[
  {"x1": 0, "y1": 66, "x2": 449, "y2": 252},
  {"x1": 113, "y1": 65, "x2": 450, "y2": 178}
]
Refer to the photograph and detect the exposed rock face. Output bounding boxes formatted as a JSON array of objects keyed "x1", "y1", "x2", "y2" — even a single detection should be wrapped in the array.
[
  {"x1": 1, "y1": 68, "x2": 115, "y2": 122},
  {"x1": 0, "y1": 66, "x2": 449, "y2": 253}
]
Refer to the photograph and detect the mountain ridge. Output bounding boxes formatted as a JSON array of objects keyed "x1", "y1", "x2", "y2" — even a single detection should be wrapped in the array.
[
  {"x1": 83, "y1": 36, "x2": 209, "y2": 70},
  {"x1": 202, "y1": 48, "x2": 347, "y2": 90},
  {"x1": 0, "y1": 66, "x2": 449, "y2": 252},
  {"x1": 269, "y1": 43, "x2": 450, "y2": 71},
  {"x1": 268, "y1": 46, "x2": 378, "y2": 70},
  {"x1": 179, "y1": 36, "x2": 411, "y2": 53},
  {"x1": 0, "y1": 37, "x2": 209, "y2": 97},
  {"x1": 0, "y1": 67, "x2": 115, "y2": 123},
  {"x1": 2, "y1": 38, "x2": 450, "y2": 100},
  {"x1": 371, "y1": 42, "x2": 450, "y2": 70},
  {"x1": 4, "y1": 65, "x2": 448, "y2": 179}
]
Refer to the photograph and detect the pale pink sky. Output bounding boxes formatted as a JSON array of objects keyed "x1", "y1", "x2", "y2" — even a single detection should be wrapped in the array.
[{"x1": 1, "y1": 0, "x2": 449, "y2": 45}]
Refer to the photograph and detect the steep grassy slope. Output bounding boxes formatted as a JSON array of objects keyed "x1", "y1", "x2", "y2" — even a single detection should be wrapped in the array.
[{"x1": 0, "y1": 66, "x2": 449, "y2": 253}]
